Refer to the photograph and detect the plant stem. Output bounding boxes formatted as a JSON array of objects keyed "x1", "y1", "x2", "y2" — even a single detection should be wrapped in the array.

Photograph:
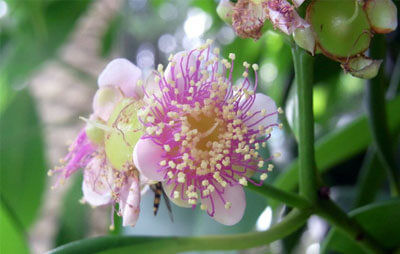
[
  {"x1": 247, "y1": 183, "x2": 311, "y2": 209},
  {"x1": 366, "y1": 35, "x2": 400, "y2": 196},
  {"x1": 48, "y1": 210, "x2": 311, "y2": 254},
  {"x1": 291, "y1": 45, "x2": 318, "y2": 202},
  {"x1": 315, "y1": 199, "x2": 385, "y2": 254}
]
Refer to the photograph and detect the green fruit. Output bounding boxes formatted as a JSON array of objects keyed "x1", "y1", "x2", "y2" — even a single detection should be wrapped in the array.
[
  {"x1": 104, "y1": 98, "x2": 143, "y2": 171},
  {"x1": 307, "y1": 0, "x2": 371, "y2": 59}
]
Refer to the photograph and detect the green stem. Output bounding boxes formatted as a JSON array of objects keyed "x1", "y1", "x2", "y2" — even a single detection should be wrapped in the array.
[
  {"x1": 48, "y1": 210, "x2": 311, "y2": 254},
  {"x1": 291, "y1": 45, "x2": 318, "y2": 201},
  {"x1": 366, "y1": 35, "x2": 400, "y2": 196},
  {"x1": 247, "y1": 183, "x2": 311, "y2": 209},
  {"x1": 315, "y1": 199, "x2": 386, "y2": 254}
]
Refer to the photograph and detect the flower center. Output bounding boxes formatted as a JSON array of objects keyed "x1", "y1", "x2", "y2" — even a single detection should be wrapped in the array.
[{"x1": 187, "y1": 112, "x2": 223, "y2": 151}]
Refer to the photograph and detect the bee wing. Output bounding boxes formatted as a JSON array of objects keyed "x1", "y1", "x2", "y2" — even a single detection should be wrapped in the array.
[{"x1": 161, "y1": 187, "x2": 174, "y2": 222}]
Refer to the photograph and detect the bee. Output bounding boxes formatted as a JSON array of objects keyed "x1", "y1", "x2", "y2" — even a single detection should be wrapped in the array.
[{"x1": 150, "y1": 182, "x2": 174, "y2": 222}]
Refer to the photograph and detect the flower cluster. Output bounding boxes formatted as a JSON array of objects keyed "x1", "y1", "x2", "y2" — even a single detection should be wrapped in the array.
[{"x1": 52, "y1": 41, "x2": 281, "y2": 226}]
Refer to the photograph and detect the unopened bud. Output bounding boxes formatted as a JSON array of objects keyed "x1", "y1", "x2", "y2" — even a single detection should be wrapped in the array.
[
  {"x1": 342, "y1": 56, "x2": 383, "y2": 79},
  {"x1": 364, "y1": 0, "x2": 398, "y2": 33},
  {"x1": 217, "y1": 0, "x2": 235, "y2": 25}
]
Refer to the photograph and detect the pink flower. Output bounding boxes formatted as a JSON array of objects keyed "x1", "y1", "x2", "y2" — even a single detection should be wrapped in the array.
[
  {"x1": 51, "y1": 58, "x2": 147, "y2": 227},
  {"x1": 232, "y1": 0, "x2": 267, "y2": 40},
  {"x1": 264, "y1": 0, "x2": 308, "y2": 35},
  {"x1": 133, "y1": 42, "x2": 280, "y2": 225},
  {"x1": 230, "y1": 0, "x2": 309, "y2": 39}
]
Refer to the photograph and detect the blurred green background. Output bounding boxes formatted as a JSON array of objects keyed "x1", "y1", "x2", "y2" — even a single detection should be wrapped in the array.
[{"x1": 0, "y1": 0, "x2": 399, "y2": 253}]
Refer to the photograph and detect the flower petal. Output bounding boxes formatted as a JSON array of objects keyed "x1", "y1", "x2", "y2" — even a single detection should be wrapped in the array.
[
  {"x1": 245, "y1": 93, "x2": 278, "y2": 132},
  {"x1": 98, "y1": 58, "x2": 142, "y2": 98},
  {"x1": 133, "y1": 138, "x2": 165, "y2": 181},
  {"x1": 119, "y1": 177, "x2": 141, "y2": 227},
  {"x1": 164, "y1": 51, "x2": 197, "y2": 93},
  {"x1": 92, "y1": 86, "x2": 123, "y2": 121},
  {"x1": 201, "y1": 184, "x2": 246, "y2": 226},
  {"x1": 82, "y1": 157, "x2": 112, "y2": 206}
]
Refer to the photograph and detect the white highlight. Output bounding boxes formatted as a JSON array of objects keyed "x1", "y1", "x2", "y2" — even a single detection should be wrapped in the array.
[
  {"x1": 158, "y1": 34, "x2": 177, "y2": 53},
  {"x1": 260, "y1": 63, "x2": 278, "y2": 83},
  {"x1": 0, "y1": 0, "x2": 8, "y2": 19},
  {"x1": 256, "y1": 206, "x2": 272, "y2": 231},
  {"x1": 306, "y1": 243, "x2": 320, "y2": 254},
  {"x1": 184, "y1": 8, "x2": 212, "y2": 38}
]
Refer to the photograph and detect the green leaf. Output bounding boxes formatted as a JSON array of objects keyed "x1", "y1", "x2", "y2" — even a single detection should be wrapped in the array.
[
  {"x1": 55, "y1": 173, "x2": 89, "y2": 246},
  {"x1": 0, "y1": 89, "x2": 47, "y2": 228},
  {"x1": 270, "y1": 95, "x2": 400, "y2": 208},
  {"x1": 0, "y1": 200, "x2": 29, "y2": 254},
  {"x1": 322, "y1": 200, "x2": 400, "y2": 254},
  {"x1": 0, "y1": 0, "x2": 92, "y2": 89}
]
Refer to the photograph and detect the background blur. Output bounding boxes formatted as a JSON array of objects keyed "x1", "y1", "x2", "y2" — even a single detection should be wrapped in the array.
[{"x1": 0, "y1": 0, "x2": 399, "y2": 253}]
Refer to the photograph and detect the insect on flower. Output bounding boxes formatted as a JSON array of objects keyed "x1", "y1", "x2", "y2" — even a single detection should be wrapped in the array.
[
  {"x1": 133, "y1": 40, "x2": 282, "y2": 225},
  {"x1": 150, "y1": 182, "x2": 174, "y2": 221}
]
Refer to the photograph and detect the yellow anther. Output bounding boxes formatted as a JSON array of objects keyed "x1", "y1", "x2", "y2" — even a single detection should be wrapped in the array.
[
  {"x1": 224, "y1": 202, "x2": 232, "y2": 209},
  {"x1": 277, "y1": 107, "x2": 284, "y2": 114},
  {"x1": 258, "y1": 161, "x2": 264, "y2": 168},
  {"x1": 239, "y1": 177, "x2": 248, "y2": 186},
  {"x1": 164, "y1": 145, "x2": 171, "y2": 152},
  {"x1": 252, "y1": 64, "x2": 259, "y2": 71},
  {"x1": 160, "y1": 160, "x2": 167, "y2": 166},
  {"x1": 173, "y1": 191, "x2": 180, "y2": 199},
  {"x1": 200, "y1": 204, "x2": 207, "y2": 210},
  {"x1": 168, "y1": 161, "x2": 176, "y2": 168},
  {"x1": 274, "y1": 152, "x2": 281, "y2": 158},
  {"x1": 229, "y1": 53, "x2": 236, "y2": 60},
  {"x1": 260, "y1": 173, "x2": 268, "y2": 181}
]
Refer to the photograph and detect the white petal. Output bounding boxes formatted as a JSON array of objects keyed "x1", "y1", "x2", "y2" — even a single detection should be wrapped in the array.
[
  {"x1": 98, "y1": 58, "x2": 142, "y2": 98},
  {"x1": 120, "y1": 177, "x2": 141, "y2": 227},
  {"x1": 92, "y1": 86, "x2": 123, "y2": 121},
  {"x1": 133, "y1": 138, "x2": 165, "y2": 181},
  {"x1": 201, "y1": 184, "x2": 246, "y2": 226},
  {"x1": 244, "y1": 93, "x2": 278, "y2": 132},
  {"x1": 82, "y1": 158, "x2": 113, "y2": 206}
]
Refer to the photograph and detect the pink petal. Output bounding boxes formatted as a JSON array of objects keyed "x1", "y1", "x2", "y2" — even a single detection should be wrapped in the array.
[
  {"x1": 164, "y1": 51, "x2": 197, "y2": 93},
  {"x1": 133, "y1": 138, "x2": 165, "y2": 181},
  {"x1": 92, "y1": 86, "x2": 123, "y2": 121},
  {"x1": 119, "y1": 177, "x2": 141, "y2": 227},
  {"x1": 82, "y1": 157, "x2": 112, "y2": 206},
  {"x1": 201, "y1": 184, "x2": 246, "y2": 226},
  {"x1": 98, "y1": 58, "x2": 142, "y2": 98},
  {"x1": 245, "y1": 93, "x2": 278, "y2": 133}
]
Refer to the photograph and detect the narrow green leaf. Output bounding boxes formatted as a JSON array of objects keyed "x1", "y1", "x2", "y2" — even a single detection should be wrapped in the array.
[
  {"x1": 321, "y1": 200, "x2": 400, "y2": 254},
  {"x1": 0, "y1": 89, "x2": 47, "y2": 228},
  {"x1": 270, "y1": 95, "x2": 400, "y2": 208},
  {"x1": 48, "y1": 210, "x2": 310, "y2": 254},
  {"x1": 0, "y1": 200, "x2": 29, "y2": 254}
]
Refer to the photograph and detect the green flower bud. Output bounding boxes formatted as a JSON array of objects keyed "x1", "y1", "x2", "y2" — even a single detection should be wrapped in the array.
[
  {"x1": 293, "y1": 26, "x2": 316, "y2": 55},
  {"x1": 342, "y1": 55, "x2": 382, "y2": 79},
  {"x1": 104, "y1": 98, "x2": 143, "y2": 171},
  {"x1": 85, "y1": 118, "x2": 105, "y2": 146},
  {"x1": 217, "y1": 0, "x2": 235, "y2": 25},
  {"x1": 307, "y1": 0, "x2": 371, "y2": 60},
  {"x1": 364, "y1": 0, "x2": 398, "y2": 33}
]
